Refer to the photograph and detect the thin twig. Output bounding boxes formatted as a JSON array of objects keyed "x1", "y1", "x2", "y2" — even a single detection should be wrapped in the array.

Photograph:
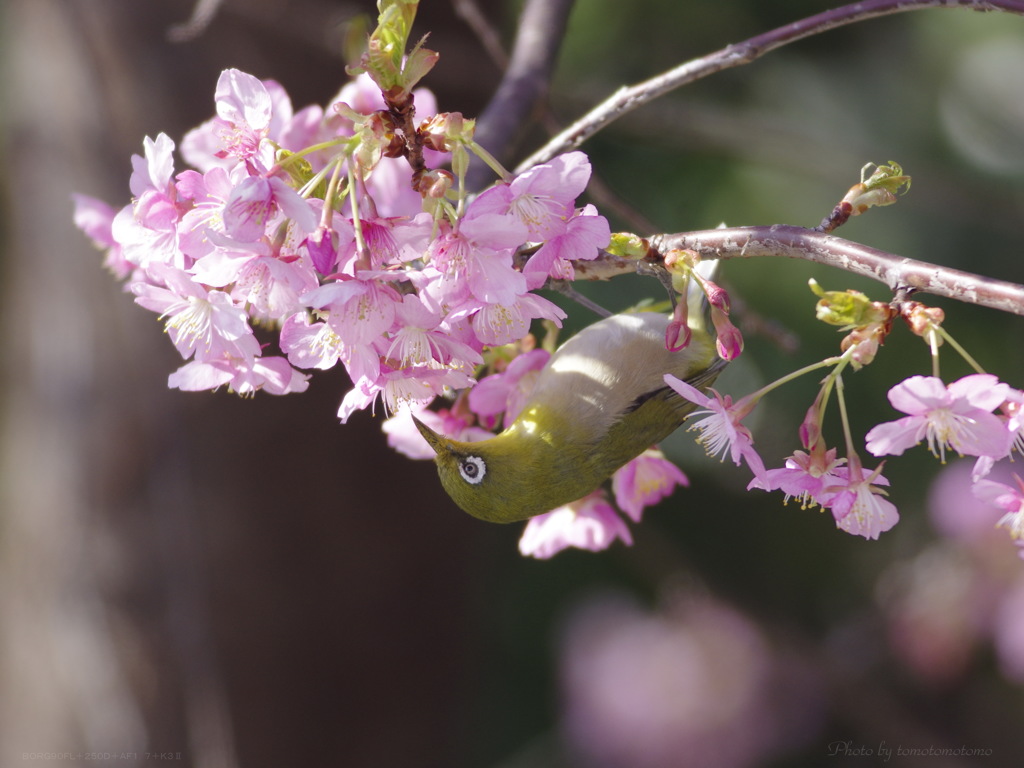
[
  {"x1": 650, "y1": 226, "x2": 1024, "y2": 316},
  {"x1": 451, "y1": 0, "x2": 509, "y2": 69},
  {"x1": 167, "y1": 0, "x2": 225, "y2": 42},
  {"x1": 516, "y1": 0, "x2": 1024, "y2": 172}
]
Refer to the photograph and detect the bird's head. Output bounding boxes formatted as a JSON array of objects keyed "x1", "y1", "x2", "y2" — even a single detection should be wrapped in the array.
[{"x1": 412, "y1": 415, "x2": 561, "y2": 524}]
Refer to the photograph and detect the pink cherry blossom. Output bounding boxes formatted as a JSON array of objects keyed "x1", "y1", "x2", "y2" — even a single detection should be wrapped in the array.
[
  {"x1": 522, "y1": 204, "x2": 610, "y2": 289},
  {"x1": 866, "y1": 374, "x2": 1012, "y2": 462},
  {"x1": 129, "y1": 133, "x2": 176, "y2": 198},
  {"x1": 973, "y1": 475, "x2": 1024, "y2": 542},
  {"x1": 426, "y1": 214, "x2": 529, "y2": 302},
  {"x1": 304, "y1": 226, "x2": 339, "y2": 275},
  {"x1": 334, "y1": 211, "x2": 434, "y2": 274},
  {"x1": 132, "y1": 264, "x2": 260, "y2": 363},
  {"x1": 1004, "y1": 389, "x2": 1024, "y2": 456},
  {"x1": 168, "y1": 355, "x2": 309, "y2": 395},
  {"x1": 191, "y1": 238, "x2": 318, "y2": 321},
  {"x1": 749, "y1": 447, "x2": 849, "y2": 509},
  {"x1": 361, "y1": 156, "x2": 433, "y2": 218},
  {"x1": 175, "y1": 166, "x2": 235, "y2": 260},
  {"x1": 663, "y1": 375, "x2": 767, "y2": 485},
  {"x1": 468, "y1": 151, "x2": 593, "y2": 242},
  {"x1": 825, "y1": 461, "x2": 898, "y2": 540},
  {"x1": 213, "y1": 68, "x2": 276, "y2": 168},
  {"x1": 612, "y1": 449, "x2": 690, "y2": 522},
  {"x1": 465, "y1": 293, "x2": 566, "y2": 346},
  {"x1": 222, "y1": 175, "x2": 317, "y2": 242},
  {"x1": 276, "y1": 103, "x2": 327, "y2": 158},
  {"x1": 280, "y1": 313, "x2": 341, "y2": 370},
  {"x1": 519, "y1": 491, "x2": 633, "y2": 559},
  {"x1": 975, "y1": 390, "x2": 1024, "y2": 480},
  {"x1": 384, "y1": 294, "x2": 483, "y2": 372},
  {"x1": 379, "y1": 363, "x2": 474, "y2": 416},
  {"x1": 302, "y1": 276, "x2": 401, "y2": 346},
  {"x1": 215, "y1": 69, "x2": 272, "y2": 134},
  {"x1": 111, "y1": 134, "x2": 188, "y2": 271},
  {"x1": 261, "y1": 79, "x2": 296, "y2": 141},
  {"x1": 111, "y1": 203, "x2": 182, "y2": 271},
  {"x1": 72, "y1": 193, "x2": 118, "y2": 250},
  {"x1": 179, "y1": 70, "x2": 286, "y2": 173},
  {"x1": 72, "y1": 194, "x2": 131, "y2": 279}
]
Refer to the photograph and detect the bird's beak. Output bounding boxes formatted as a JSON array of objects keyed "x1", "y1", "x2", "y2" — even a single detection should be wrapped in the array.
[{"x1": 411, "y1": 415, "x2": 446, "y2": 456}]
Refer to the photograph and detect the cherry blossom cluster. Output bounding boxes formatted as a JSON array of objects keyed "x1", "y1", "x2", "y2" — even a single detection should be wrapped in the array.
[
  {"x1": 72, "y1": 61, "x2": 709, "y2": 557},
  {"x1": 73, "y1": 67, "x2": 614, "y2": 409},
  {"x1": 663, "y1": 284, "x2": 1024, "y2": 558}
]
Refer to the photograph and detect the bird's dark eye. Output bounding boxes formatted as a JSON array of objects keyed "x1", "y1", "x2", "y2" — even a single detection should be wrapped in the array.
[{"x1": 458, "y1": 455, "x2": 486, "y2": 485}]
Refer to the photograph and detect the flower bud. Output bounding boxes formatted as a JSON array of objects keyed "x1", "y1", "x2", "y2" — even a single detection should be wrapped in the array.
[
  {"x1": 665, "y1": 319, "x2": 691, "y2": 352},
  {"x1": 901, "y1": 301, "x2": 945, "y2": 337},
  {"x1": 799, "y1": 401, "x2": 823, "y2": 451},
  {"x1": 420, "y1": 168, "x2": 454, "y2": 199},
  {"x1": 840, "y1": 325, "x2": 885, "y2": 369},
  {"x1": 663, "y1": 248, "x2": 698, "y2": 272},
  {"x1": 419, "y1": 112, "x2": 473, "y2": 152},
  {"x1": 702, "y1": 280, "x2": 731, "y2": 312},
  {"x1": 711, "y1": 306, "x2": 743, "y2": 360},
  {"x1": 305, "y1": 226, "x2": 338, "y2": 275},
  {"x1": 665, "y1": 292, "x2": 692, "y2": 351}
]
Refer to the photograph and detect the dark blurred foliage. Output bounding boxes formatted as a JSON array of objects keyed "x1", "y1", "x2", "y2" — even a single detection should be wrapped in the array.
[{"x1": 2, "y1": 1, "x2": 1024, "y2": 767}]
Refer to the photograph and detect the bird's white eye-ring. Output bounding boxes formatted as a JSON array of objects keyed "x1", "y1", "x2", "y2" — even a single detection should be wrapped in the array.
[{"x1": 458, "y1": 455, "x2": 486, "y2": 485}]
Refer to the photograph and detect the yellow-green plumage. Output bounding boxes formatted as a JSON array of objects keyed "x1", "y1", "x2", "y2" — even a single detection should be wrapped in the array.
[{"x1": 415, "y1": 311, "x2": 724, "y2": 523}]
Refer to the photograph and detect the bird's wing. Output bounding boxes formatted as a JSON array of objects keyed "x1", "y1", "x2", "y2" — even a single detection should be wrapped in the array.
[{"x1": 524, "y1": 312, "x2": 717, "y2": 437}]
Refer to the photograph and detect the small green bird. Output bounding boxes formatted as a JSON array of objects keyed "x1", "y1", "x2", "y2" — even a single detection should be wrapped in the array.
[{"x1": 414, "y1": 306, "x2": 725, "y2": 523}]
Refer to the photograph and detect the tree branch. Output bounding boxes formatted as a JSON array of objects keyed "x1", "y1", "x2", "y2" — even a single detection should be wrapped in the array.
[
  {"x1": 515, "y1": 0, "x2": 1024, "y2": 173},
  {"x1": 167, "y1": 0, "x2": 224, "y2": 42},
  {"x1": 651, "y1": 226, "x2": 1024, "y2": 316},
  {"x1": 468, "y1": 0, "x2": 575, "y2": 190}
]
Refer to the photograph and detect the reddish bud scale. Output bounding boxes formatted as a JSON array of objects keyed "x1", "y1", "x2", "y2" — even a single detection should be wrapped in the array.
[
  {"x1": 900, "y1": 301, "x2": 945, "y2": 336},
  {"x1": 817, "y1": 201, "x2": 852, "y2": 233},
  {"x1": 421, "y1": 169, "x2": 454, "y2": 198},
  {"x1": 663, "y1": 248, "x2": 698, "y2": 272}
]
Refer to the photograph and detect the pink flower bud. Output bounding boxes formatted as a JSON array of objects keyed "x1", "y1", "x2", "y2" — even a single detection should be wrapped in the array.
[
  {"x1": 305, "y1": 227, "x2": 338, "y2": 275},
  {"x1": 799, "y1": 402, "x2": 822, "y2": 451},
  {"x1": 711, "y1": 306, "x2": 743, "y2": 360},
  {"x1": 703, "y1": 281, "x2": 731, "y2": 311},
  {"x1": 665, "y1": 319, "x2": 691, "y2": 351}
]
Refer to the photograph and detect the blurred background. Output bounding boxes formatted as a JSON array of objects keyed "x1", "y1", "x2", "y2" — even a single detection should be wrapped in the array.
[{"x1": 3, "y1": 1, "x2": 1024, "y2": 766}]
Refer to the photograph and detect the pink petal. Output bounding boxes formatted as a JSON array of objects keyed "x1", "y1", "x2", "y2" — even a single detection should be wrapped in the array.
[
  {"x1": 215, "y1": 69, "x2": 272, "y2": 131},
  {"x1": 948, "y1": 373, "x2": 1010, "y2": 412},
  {"x1": 887, "y1": 376, "x2": 950, "y2": 415},
  {"x1": 865, "y1": 416, "x2": 926, "y2": 457}
]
